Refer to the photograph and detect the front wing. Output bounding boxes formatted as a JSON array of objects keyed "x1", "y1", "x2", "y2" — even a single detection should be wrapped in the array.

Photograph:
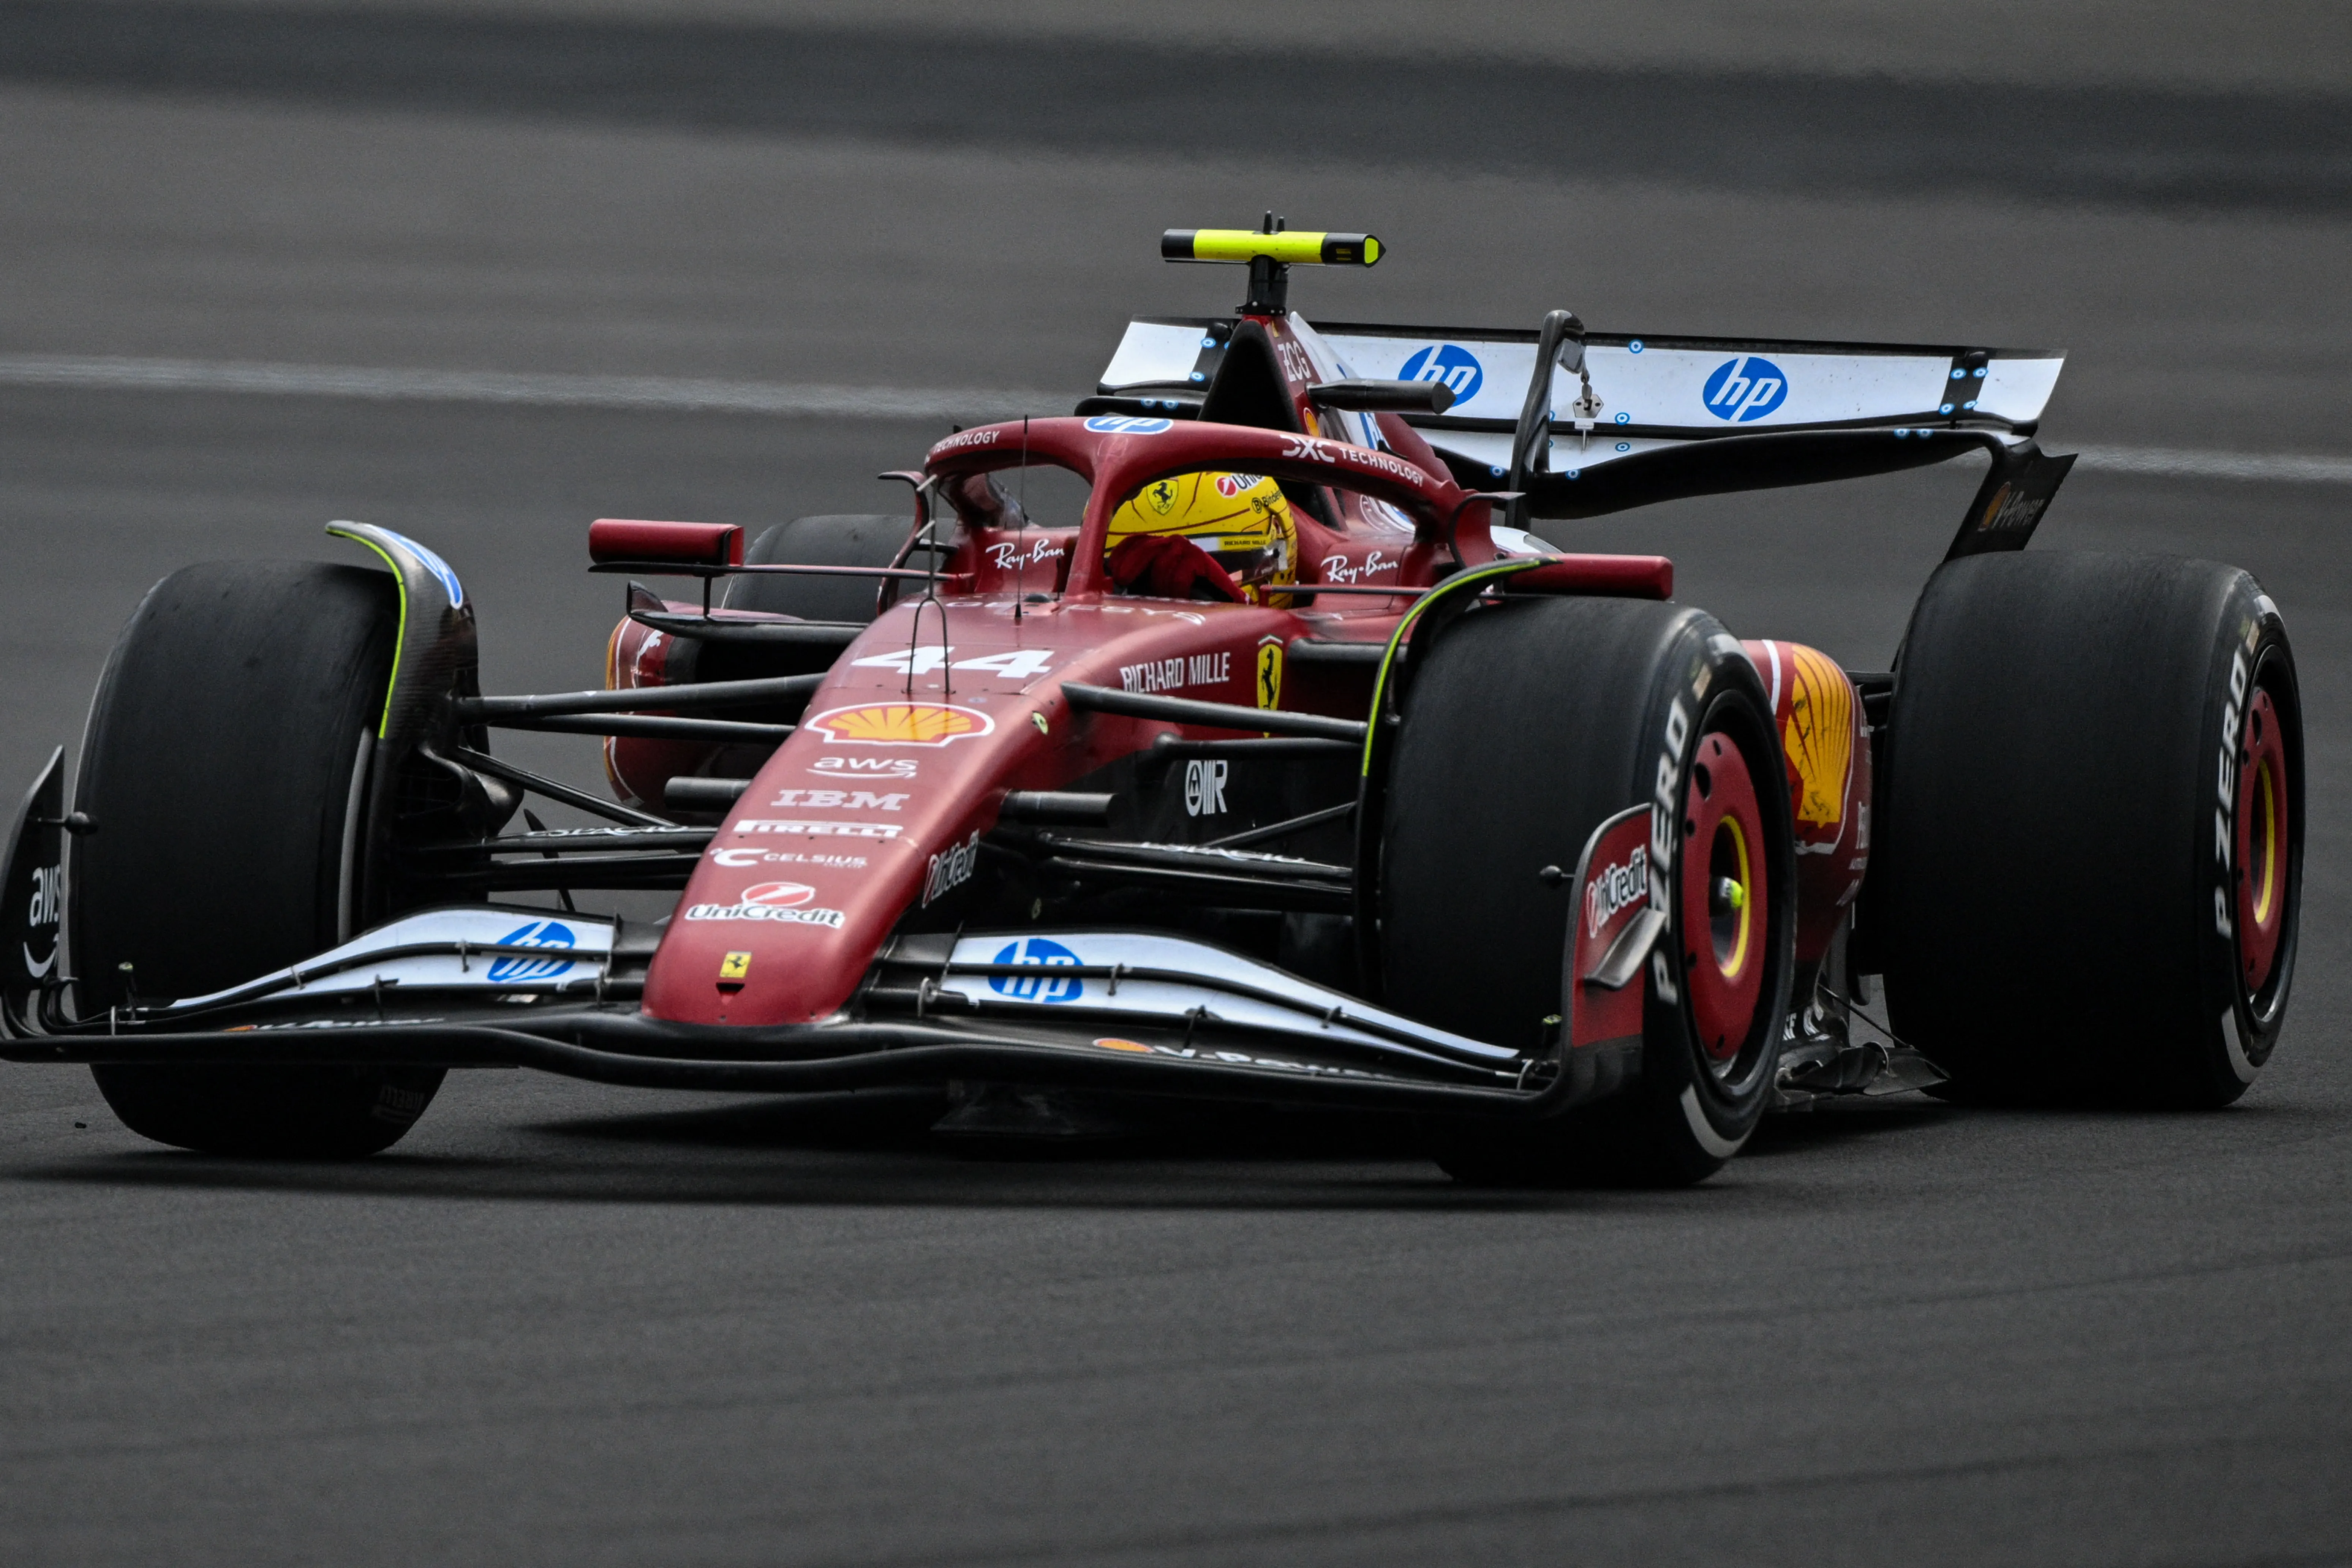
[{"x1": 0, "y1": 903, "x2": 1646, "y2": 1120}]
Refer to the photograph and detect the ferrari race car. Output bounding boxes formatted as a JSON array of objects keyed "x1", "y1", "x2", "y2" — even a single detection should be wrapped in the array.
[{"x1": 0, "y1": 225, "x2": 2305, "y2": 1185}]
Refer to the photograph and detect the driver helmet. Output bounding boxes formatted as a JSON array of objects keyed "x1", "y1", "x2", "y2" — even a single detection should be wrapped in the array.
[{"x1": 1106, "y1": 471, "x2": 1298, "y2": 604}]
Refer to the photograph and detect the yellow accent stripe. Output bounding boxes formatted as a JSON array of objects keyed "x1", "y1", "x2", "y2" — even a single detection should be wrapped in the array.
[
  {"x1": 324, "y1": 523, "x2": 409, "y2": 739},
  {"x1": 2254, "y1": 759, "x2": 2277, "y2": 924},
  {"x1": 1718, "y1": 811, "x2": 1753, "y2": 979},
  {"x1": 1361, "y1": 558, "x2": 1546, "y2": 778}
]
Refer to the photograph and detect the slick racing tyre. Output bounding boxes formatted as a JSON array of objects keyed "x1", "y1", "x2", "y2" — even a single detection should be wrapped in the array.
[
  {"x1": 722, "y1": 515, "x2": 908, "y2": 622},
  {"x1": 1383, "y1": 596, "x2": 1796, "y2": 1186},
  {"x1": 73, "y1": 561, "x2": 446, "y2": 1156},
  {"x1": 1876, "y1": 551, "x2": 2302, "y2": 1107}
]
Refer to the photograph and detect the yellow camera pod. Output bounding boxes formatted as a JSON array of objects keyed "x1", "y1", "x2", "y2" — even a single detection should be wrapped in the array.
[{"x1": 1161, "y1": 230, "x2": 1383, "y2": 267}]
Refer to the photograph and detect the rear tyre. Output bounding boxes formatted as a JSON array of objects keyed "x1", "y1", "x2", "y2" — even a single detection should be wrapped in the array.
[
  {"x1": 1877, "y1": 551, "x2": 2301, "y2": 1107},
  {"x1": 1382, "y1": 596, "x2": 1796, "y2": 1186},
  {"x1": 721, "y1": 515, "x2": 908, "y2": 622},
  {"x1": 74, "y1": 561, "x2": 445, "y2": 1156}
]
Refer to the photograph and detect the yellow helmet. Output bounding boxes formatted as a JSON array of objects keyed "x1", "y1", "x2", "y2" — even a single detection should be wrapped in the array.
[{"x1": 1106, "y1": 472, "x2": 1297, "y2": 602}]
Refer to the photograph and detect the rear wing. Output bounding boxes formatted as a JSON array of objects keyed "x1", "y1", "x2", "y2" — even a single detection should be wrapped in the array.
[{"x1": 1094, "y1": 315, "x2": 2073, "y2": 556}]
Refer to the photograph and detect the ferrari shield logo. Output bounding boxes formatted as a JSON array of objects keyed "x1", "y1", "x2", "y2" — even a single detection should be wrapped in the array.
[{"x1": 1255, "y1": 639, "x2": 1284, "y2": 710}]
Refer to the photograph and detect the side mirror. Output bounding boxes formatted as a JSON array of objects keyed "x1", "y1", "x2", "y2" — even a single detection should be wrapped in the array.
[
  {"x1": 588, "y1": 519, "x2": 744, "y2": 568},
  {"x1": 1306, "y1": 379, "x2": 1457, "y2": 415}
]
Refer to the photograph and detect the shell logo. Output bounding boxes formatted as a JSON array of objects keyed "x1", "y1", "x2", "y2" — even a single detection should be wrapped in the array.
[
  {"x1": 1781, "y1": 645, "x2": 1854, "y2": 828},
  {"x1": 806, "y1": 703, "x2": 996, "y2": 747}
]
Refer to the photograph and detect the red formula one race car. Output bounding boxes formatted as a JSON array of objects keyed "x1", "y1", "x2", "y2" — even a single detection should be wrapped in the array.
[{"x1": 1, "y1": 226, "x2": 2305, "y2": 1184}]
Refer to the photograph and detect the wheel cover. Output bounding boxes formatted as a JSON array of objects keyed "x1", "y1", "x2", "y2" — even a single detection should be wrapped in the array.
[
  {"x1": 2235, "y1": 686, "x2": 2289, "y2": 994},
  {"x1": 1680, "y1": 730, "x2": 1768, "y2": 1067}
]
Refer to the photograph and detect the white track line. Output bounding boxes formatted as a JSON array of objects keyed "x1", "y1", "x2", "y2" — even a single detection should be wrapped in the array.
[
  {"x1": 1, "y1": 352, "x2": 2346, "y2": 485},
  {"x1": 2070, "y1": 444, "x2": 2352, "y2": 484},
  {"x1": 0, "y1": 352, "x2": 1059, "y2": 422}
]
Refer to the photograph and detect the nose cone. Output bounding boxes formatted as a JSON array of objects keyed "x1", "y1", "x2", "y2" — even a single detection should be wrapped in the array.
[
  {"x1": 643, "y1": 693, "x2": 1029, "y2": 1025},
  {"x1": 637, "y1": 591, "x2": 1300, "y2": 1026}
]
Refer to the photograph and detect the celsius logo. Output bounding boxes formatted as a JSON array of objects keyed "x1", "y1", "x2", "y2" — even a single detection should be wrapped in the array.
[
  {"x1": 989, "y1": 936, "x2": 1084, "y2": 1004},
  {"x1": 1083, "y1": 415, "x2": 1174, "y2": 435},
  {"x1": 1397, "y1": 344, "x2": 1483, "y2": 402},
  {"x1": 488, "y1": 920, "x2": 575, "y2": 983},
  {"x1": 1702, "y1": 357, "x2": 1788, "y2": 422}
]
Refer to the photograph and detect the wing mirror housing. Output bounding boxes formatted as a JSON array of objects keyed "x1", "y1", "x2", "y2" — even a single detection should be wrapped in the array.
[
  {"x1": 1306, "y1": 378, "x2": 1457, "y2": 415},
  {"x1": 588, "y1": 519, "x2": 744, "y2": 567}
]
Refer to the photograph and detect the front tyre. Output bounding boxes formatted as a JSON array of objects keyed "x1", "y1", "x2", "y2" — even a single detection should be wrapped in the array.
[
  {"x1": 721, "y1": 515, "x2": 909, "y2": 623},
  {"x1": 1380, "y1": 596, "x2": 1796, "y2": 1186},
  {"x1": 74, "y1": 561, "x2": 445, "y2": 1156}
]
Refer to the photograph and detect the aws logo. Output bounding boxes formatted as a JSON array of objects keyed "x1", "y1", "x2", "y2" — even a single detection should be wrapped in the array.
[
  {"x1": 1397, "y1": 344, "x2": 1483, "y2": 402},
  {"x1": 1702, "y1": 357, "x2": 1789, "y2": 422}
]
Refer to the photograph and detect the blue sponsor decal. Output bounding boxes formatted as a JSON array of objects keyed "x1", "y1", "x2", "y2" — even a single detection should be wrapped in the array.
[
  {"x1": 1701, "y1": 356, "x2": 1789, "y2": 423},
  {"x1": 989, "y1": 936, "x2": 1084, "y2": 1003},
  {"x1": 1396, "y1": 343, "x2": 1484, "y2": 402},
  {"x1": 382, "y1": 528, "x2": 466, "y2": 610},
  {"x1": 488, "y1": 919, "x2": 576, "y2": 983},
  {"x1": 1628, "y1": 340, "x2": 1645, "y2": 353},
  {"x1": 1084, "y1": 415, "x2": 1174, "y2": 435}
]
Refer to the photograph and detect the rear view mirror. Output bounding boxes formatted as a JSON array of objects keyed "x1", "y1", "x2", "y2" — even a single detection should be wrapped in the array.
[{"x1": 1306, "y1": 379, "x2": 1456, "y2": 415}]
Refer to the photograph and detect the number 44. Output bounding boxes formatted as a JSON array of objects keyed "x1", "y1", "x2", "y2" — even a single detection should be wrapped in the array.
[{"x1": 851, "y1": 647, "x2": 1056, "y2": 679}]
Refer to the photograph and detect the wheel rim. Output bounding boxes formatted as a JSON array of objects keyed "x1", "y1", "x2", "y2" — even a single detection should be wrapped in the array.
[
  {"x1": 1681, "y1": 729, "x2": 1768, "y2": 1069},
  {"x1": 2235, "y1": 685, "x2": 2289, "y2": 994}
]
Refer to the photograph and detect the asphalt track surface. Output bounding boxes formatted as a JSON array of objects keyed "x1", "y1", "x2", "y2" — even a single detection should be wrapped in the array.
[{"x1": 2, "y1": 13, "x2": 2350, "y2": 1565}]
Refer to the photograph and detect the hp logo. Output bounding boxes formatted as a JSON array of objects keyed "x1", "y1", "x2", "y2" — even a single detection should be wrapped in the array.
[
  {"x1": 989, "y1": 936, "x2": 1085, "y2": 1003},
  {"x1": 1701, "y1": 356, "x2": 1789, "y2": 422},
  {"x1": 1396, "y1": 344, "x2": 1484, "y2": 403},
  {"x1": 488, "y1": 920, "x2": 577, "y2": 984},
  {"x1": 1083, "y1": 415, "x2": 1174, "y2": 435}
]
